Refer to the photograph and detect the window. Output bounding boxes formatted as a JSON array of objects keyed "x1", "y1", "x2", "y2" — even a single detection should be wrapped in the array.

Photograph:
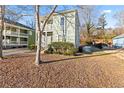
[
  {"x1": 11, "y1": 37, "x2": 17, "y2": 41},
  {"x1": 60, "y1": 17, "x2": 66, "y2": 41},
  {"x1": 47, "y1": 20, "x2": 53, "y2": 24},
  {"x1": 60, "y1": 17, "x2": 65, "y2": 32},
  {"x1": 11, "y1": 27, "x2": 16, "y2": 32},
  {"x1": 60, "y1": 17, "x2": 64, "y2": 26},
  {"x1": 47, "y1": 32, "x2": 53, "y2": 36},
  {"x1": 6, "y1": 26, "x2": 10, "y2": 30},
  {"x1": 20, "y1": 29, "x2": 28, "y2": 34}
]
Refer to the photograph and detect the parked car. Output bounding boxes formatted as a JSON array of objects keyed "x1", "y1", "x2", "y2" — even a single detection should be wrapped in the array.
[
  {"x1": 79, "y1": 43, "x2": 109, "y2": 54},
  {"x1": 79, "y1": 45, "x2": 99, "y2": 54},
  {"x1": 82, "y1": 45, "x2": 93, "y2": 54},
  {"x1": 93, "y1": 43, "x2": 108, "y2": 49}
]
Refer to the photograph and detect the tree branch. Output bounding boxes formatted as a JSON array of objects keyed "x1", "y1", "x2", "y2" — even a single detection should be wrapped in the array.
[{"x1": 41, "y1": 5, "x2": 58, "y2": 32}]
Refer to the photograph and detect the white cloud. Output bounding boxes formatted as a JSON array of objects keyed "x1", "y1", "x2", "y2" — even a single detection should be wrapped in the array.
[{"x1": 101, "y1": 10, "x2": 112, "y2": 14}]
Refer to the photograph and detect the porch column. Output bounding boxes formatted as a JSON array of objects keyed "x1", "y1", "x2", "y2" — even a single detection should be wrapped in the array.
[
  {"x1": 45, "y1": 31, "x2": 47, "y2": 48},
  {"x1": 17, "y1": 28, "x2": 20, "y2": 46},
  {"x1": 3, "y1": 23, "x2": 6, "y2": 48}
]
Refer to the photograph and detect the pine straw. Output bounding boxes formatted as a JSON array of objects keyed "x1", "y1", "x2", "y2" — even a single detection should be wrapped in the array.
[{"x1": 0, "y1": 53, "x2": 124, "y2": 88}]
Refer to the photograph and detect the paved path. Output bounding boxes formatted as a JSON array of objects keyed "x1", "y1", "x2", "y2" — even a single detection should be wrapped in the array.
[{"x1": 3, "y1": 48, "x2": 32, "y2": 56}]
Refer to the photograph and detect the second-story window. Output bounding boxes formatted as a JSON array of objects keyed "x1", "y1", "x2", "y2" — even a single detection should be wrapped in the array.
[
  {"x1": 60, "y1": 17, "x2": 66, "y2": 41},
  {"x1": 60, "y1": 17, "x2": 64, "y2": 26},
  {"x1": 6, "y1": 26, "x2": 10, "y2": 30},
  {"x1": 11, "y1": 27, "x2": 16, "y2": 32}
]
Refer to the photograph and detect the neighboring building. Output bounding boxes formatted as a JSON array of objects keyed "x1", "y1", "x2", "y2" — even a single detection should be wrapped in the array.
[
  {"x1": 1, "y1": 19, "x2": 34, "y2": 48},
  {"x1": 37, "y1": 10, "x2": 80, "y2": 48},
  {"x1": 112, "y1": 34, "x2": 124, "y2": 48}
]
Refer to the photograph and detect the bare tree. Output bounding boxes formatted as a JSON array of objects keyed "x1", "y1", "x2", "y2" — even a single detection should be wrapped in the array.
[
  {"x1": 114, "y1": 10, "x2": 124, "y2": 27},
  {"x1": 5, "y1": 6, "x2": 34, "y2": 22},
  {"x1": 35, "y1": 5, "x2": 41, "y2": 65},
  {"x1": 0, "y1": 5, "x2": 5, "y2": 59},
  {"x1": 97, "y1": 13, "x2": 107, "y2": 42},
  {"x1": 79, "y1": 6, "x2": 97, "y2": 41},
  {"x1": 98, "y1": 14, "x2": 107, "y2": 32},
  {"x1": 35, "y1": 5, "x2": 57, "y2": 65}
]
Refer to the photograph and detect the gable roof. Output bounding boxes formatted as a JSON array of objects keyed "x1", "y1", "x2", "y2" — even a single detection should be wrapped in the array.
[
  {"x1": 40, "y1": 9, "x2": 78, "y2": 22},
  {"x1": 3, "y1": 18, "x2": 33, "y2": 30},
  {"x1": 53, "y1": 9, "x2": 77, "y2": 15}
]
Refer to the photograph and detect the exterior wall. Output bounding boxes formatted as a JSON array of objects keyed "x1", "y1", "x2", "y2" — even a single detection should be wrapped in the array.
[
  {"x1": 75, "y1": 12, "x2": 80, "y2": 48},
  {"x1": 65, "y1": 12, "x2": 76, "y2": 45},
  {"x1": 113, "y1": 38, "x2": 124, "y2": 47},
  {"x1": 40, "y1": 10, "x2": 80, "y2": 48},
  {"x1": 2, "y1": 23, "x2": 32, "y2": 48}
]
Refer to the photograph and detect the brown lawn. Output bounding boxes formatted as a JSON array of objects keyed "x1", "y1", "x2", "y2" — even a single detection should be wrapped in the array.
[{"x1": 0, "y1": 53, "x2": 124, "y2": 88}]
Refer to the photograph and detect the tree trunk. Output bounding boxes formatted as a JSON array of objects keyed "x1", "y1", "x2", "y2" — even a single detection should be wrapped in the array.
[
  {"x1": 35, "y1": 5, "x2": 57, "y2": 65},
  {"x1": 35, "y1": 5, "x2": 41, "y2": 65},
  {"x1": 0, "y1": 5, "x2": 5, "y2": 60},
  {"x1": 86, "y1": 25, "x2": 92, "y2": 42}
]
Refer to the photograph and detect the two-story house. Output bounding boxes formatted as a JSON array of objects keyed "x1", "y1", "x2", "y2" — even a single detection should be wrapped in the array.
[
  {"x1": 37, "y1": 10, "x2": 80, "y2": 49},
  {"x1": 1, "y1": 19, "x2": 33, "y2": 48}
]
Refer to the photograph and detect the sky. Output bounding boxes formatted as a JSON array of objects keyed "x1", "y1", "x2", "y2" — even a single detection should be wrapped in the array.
[
  {"x1": 78, "y1": 5, "x2": 124, "y2": 28},
  {"x1": 8, "y1": 5, "x2": 124, "y2": 29},
  {"x1": 95, "y1": 5, "x2": 124, "y2": 28}
]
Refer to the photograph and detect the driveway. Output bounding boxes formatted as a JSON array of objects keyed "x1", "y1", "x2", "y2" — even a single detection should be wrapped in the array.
[{"x1": 3, "y1": 48, "x2": 32, "y2": 56}]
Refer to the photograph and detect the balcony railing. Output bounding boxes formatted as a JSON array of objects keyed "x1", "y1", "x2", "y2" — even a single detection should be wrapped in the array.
[
  {"x1": 6, "y1": 30, "x2": 18, "y2": 36},
  {"x1": 10, "y1": 41, "x2": 18, "y2": 44},
  {"x1": 5, "y1": 30, "x2": 28, "y2": 37},
  {"x1": 20, "y1": 33, "x2": 28, "y2": 36},
  {"x1": 3, "y1": 40, "x2": 27, "y2": 46},
  {"x1": 20, "y1": 41, "x2": 27, "y2": 45},
  {"x1": 11, "y1": 31, "x2": 18, "y2": 36},
  {"x1": 3, "y1": 40, "x2": 18, "y2": 45}
]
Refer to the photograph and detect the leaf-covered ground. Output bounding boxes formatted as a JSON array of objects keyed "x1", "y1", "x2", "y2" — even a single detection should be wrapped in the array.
[{"x1": 0, "y1": 53, "x2": 124, "y2": 88}]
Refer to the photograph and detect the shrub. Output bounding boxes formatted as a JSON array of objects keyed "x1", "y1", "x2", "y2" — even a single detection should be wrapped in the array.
[
  {"x1": 45, "y1": 42, "x2": 77, "y2": 55},
  {"x1": 63, "y1": 47, "x2": 77, "y2": 55},
  {"x1": 44, "y1": 45, "x2": 53, "y2": 54},
  {"x1": 28, "y1": 44, "x2": 36, "y2": 50}
]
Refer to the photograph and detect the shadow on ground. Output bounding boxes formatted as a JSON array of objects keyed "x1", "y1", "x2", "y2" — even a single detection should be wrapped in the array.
[
  {"x1": 3, "y1": 49, "x2": 124, "y2": 65},
  {"x1": 41, "y1": 51, "x2": 121, "y2": 64}
]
